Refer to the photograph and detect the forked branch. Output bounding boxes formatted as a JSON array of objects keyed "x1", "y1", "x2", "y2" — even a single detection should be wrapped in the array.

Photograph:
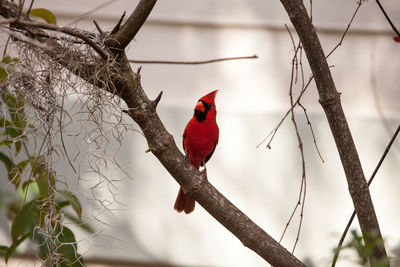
[
  {"x1": 105, "y1": 0, "x2": 157, "y2": 51},
  {"x1": 0, "y1": 1, "x2": 305, "y2": 266},
  {"x1": 279, "y1": 0, "x2": 387, "y2": 262}
]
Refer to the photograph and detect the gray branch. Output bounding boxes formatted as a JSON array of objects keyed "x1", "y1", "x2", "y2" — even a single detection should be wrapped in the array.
[
  {"x1": 279, "y1": 0, "x2": 387, "y2": 262},
  {"x1": 105, "y1": 0, "x2": 158, "y2": 51},
  {"x1": 0, "y1": 1, "x2": 306, "y2": 266}
]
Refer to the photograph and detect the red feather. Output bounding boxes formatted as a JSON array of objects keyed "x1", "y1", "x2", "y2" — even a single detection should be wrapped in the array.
[{"x1": 174, "y1": 90, "x2": 219, "y2": 214}]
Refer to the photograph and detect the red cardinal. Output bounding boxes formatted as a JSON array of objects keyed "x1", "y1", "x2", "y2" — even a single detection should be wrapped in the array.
[{"x1": 174, "y1": 90, "x2": 219, "y2": 214}]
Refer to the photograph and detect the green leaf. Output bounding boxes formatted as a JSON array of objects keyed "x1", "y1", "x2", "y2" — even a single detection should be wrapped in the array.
[
  {"x1": 37, "y1": 170, "x2": 49, "y2": 198},
  {"x1": 9, "y1": 167, "x2": 21, "y2": 188},
  {"x1": 30, "y1": 155, "x2": 45, "y2": 175},
  {"x1": 56, "y1": 190, "x2": 82, "y2": 219},
  {"x1": 57, "y1": 226, "x2": 84, "y2": 267},
  {"x1": 3, "y1": 127, "x2": 20, "y2": 138},
  {"x1": 21, "y1": 179, "x2": 37, "y2": 192},
  {"x1": 0, "y1": 56, "x2": 18, "y2": 81},
  {"x1": 30, "y1": 8, "x2": 57, "y2": 25},
  {"x1": 0, "y1": 151, "x2": 13, "y2": 171},
  {"x1": 11, "y1": 200, "x2": 38, "y2": 243},
  {"x1": 0, "y1": 245, "x2": 8, "y2": 257},
  {"x1": 32, "y1": 229, "x2": 47, "y2": 260},
  {"x1": 4, "y1": 93, "x2": 16, "y2": 109},
  {"x1": 2, "y1": 56, "x2": 18, "y2": 65},
  {"x1": 0, "y1": 118, "x2": 12, "y2": 127},
  {"x1": 9, "y1": 159, "x2": 29, "y2": 188},
  {"x1": 15, "y1": 140, "x2": 22, "y2": 155},
  {"x1": 11, "y1": 93, "x2": 27, "y2": 130},
  {"x1": 0, "y1": 140, "x2": 13, "y2": 146},
  {"x1": 5, "y1": 232, "x2": 31, "y2": 263}
]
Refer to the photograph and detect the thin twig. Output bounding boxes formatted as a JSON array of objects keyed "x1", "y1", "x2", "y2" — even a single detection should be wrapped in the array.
[
  {"x1": 93, "y1": 20, "x2": 103, "y2": 35},
  {"x1": 15, "y1": 0, "x2": 25, "y2": 22},
  {"x1": 287, "y1": 25, "x2": 306, "y2": 253},
  {"x1": 58, "y1": 95, "x2": 77, "y2": 174},
  {"x1": 375, "y1": 0, "x2": 400, "y2": 38},
  {"x1": 258, "y1": 0, "x2": 363, "y2": 149},
  {"x1": 331, "y1": 124, "x2": 400, "y2": 267},
  {"x1": 26, "y1": 0, "x2": 34, "y2": 17},
  {"x1": 256, "y1": 75, "x2": 313, "y2": 149},
  {"x1": 326, "y1": 1, "x2": 363, "y2": 59},
  {"x1": 110, "y1": 11, "x2": 125, "y2": 35},
  {"x1": 10, "y1": 19, "x2": 108, "y2": 59},
  {"x1": 7, "y1": 29, "x2": 54, "y2": 51},
  {"x1": 369, "y1": 44, "x2": 400, "y2": 151},
  {"x1": 2, "y1": 34, "x2": 11, "y2": 57},
  {"x1": 128, "y1": 55, "x2": 258, "y2": 65},
  {"x1": 66, "y1": 0, "x2": 118, "y2": 26},
  {"x1": 299, "y1": 103, "x2": 324, "y2": 162},
  {"x1": 106, "y1": 0, "x2": 158, "y2": 50}
]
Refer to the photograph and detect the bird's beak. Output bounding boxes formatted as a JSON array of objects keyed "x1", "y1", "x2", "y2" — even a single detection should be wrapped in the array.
[{"x1": 195, "y1": 101, "x2": 205, "y2": 112}]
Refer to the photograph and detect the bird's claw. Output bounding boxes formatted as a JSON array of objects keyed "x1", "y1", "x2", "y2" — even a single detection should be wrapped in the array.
[{"x1": 200, "y1": 163, "x2": 208, "y2": 180}]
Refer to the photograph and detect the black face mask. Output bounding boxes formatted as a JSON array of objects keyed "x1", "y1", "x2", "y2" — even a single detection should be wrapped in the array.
[{"x1": 194, "y1": 100, "x2": 212, "y2": 122}]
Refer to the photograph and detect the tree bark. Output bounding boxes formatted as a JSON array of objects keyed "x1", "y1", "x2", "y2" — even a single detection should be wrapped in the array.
[
  {"x1": 279, "y1": 0, "x2": 387, "y2": 262},
  {"x1": 0, "y1": 0, "x2": 306, "y2": 266}
]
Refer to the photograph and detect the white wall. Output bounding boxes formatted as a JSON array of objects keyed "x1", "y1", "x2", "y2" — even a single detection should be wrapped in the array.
[{"x1": 2, "y1": 0, "x2": 400, "y2": 266}]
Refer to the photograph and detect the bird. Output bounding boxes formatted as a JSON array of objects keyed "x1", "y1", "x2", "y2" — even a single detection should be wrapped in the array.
[{"x1": 174, "y1": 90, "x2": 219, "y2": 214}]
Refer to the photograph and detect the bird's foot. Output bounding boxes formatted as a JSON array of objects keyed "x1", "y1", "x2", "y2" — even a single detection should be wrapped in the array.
[{"x1": 200, "y1": 163, "x2": 208, "y2": 180}]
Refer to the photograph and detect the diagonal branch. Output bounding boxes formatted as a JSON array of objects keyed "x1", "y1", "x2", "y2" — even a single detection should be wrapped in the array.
[
  {"x1": 114, "y1": 54, "x2": 306, "y2": 267},
  {"x1": 6, "y1": 19, "x2": 108, "y2": 59},
  {"x1": 105, "y1": 0, "x2": 157, "y2": 51},
  {"x1": 279, "y1": 0, "x2": 387, "y2": 262},
  {"x1": 375, "y1": 0, "x2": 400, "y2": 38},
  {"x1": 332, "y1": 124, "x2": 400, "y2": 266},
  {"x1": 1, "y1": 1, "x2": 305, "y2": 266}
]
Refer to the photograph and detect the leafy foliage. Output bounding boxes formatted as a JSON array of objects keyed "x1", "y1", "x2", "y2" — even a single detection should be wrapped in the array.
[
  {"x1": 29, "y1": 8, "x2": 57, "y2": 25},
  {"x1": 336, "y1": 230, "x2": 391, "y2": 267},
  {"x1": 0, "y1": 52, "x2": 91, "y2": 265}
]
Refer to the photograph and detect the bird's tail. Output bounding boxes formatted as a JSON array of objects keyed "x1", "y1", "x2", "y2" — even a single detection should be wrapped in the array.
[{"x1": 174, "y1": 187, "x2": 195, "y2": 214}]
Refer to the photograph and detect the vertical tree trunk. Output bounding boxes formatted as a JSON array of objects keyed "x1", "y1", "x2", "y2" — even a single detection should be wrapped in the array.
[{"x1": 279, "y1": 0, "x2": 387, "y2": 262}]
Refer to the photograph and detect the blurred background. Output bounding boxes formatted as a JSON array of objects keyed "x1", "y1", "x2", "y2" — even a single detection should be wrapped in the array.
[{"x1": 1, "y1": 0, "x2": 400, "y2": 266}]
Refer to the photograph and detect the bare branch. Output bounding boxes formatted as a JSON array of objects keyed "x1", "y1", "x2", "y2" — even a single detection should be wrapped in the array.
[
  {"x1": 325, "y1": 1, "x2": 363, "y2": 59},
  {"x1": 7, "y1": 29, "x2": 54, "y2": 51},
  {"x1": 66, "y1": 0, "x2": 117, "y2": 26},
  {"x1": 129, "y1": 55, "x2": 258, "y2": 65},
  {"x1": 151, "y1": 91, "x2": 163, "y2": 110},
  {"x1": 0, "y1": 1, "x2": 306, "y2": 265},
  {"x1": 285, "y1": 26, "x2": 306, "y2": 253},
  {"x1": 332, "y1": 124, "x2": 400, "y2": 266},
  {"x1": 10, "y1": 19, "x2": 108, "y2": 59},
  {"x1": 298, "y1": 103, "x2": 324, "y2": 162},
  {"x1": 106, "y1": 0, "x2": 157, "y2": 51},
  {"x1": 93, "y1": 20, "x2": 103, "y2": 35},
  {"x1": 280, "y1": 0, "x2": 387, "y2": 262},
  {"x1": 110, "y1": 11, "x2": 125, "y2": 35},
  {"x1": 375, "y1": 0, "x2": 400, "y2": 38},
  {"x1": 26, "y1": 0, "x2": 34, "y2": 16}
]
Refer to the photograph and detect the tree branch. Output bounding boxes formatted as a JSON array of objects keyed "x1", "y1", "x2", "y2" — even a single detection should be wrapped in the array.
[
  {"x1": 13, "y1": 19, "x2": 108, "y2": 59},
  {"x1": 279, "y1": 0, "x2": 387, "y2": 262},
  {"x1": 0, "y1": 1, "x2": 306, "y2": 265},
  {"x1": 105, "y1": 0, "x2": 157, "y2": 51},
  {"x1": 331, "y1": 123, "x2": 400, "y2": 266},
  {"x1": 128, "y1": 55, "x2": 258, "y2": 65},
  {"x1": 375, "y1": 0, "x2": 400, "y2": 38},
  {"x1": 115, "y1": 54, "x2": 306, "y2": 267}
]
